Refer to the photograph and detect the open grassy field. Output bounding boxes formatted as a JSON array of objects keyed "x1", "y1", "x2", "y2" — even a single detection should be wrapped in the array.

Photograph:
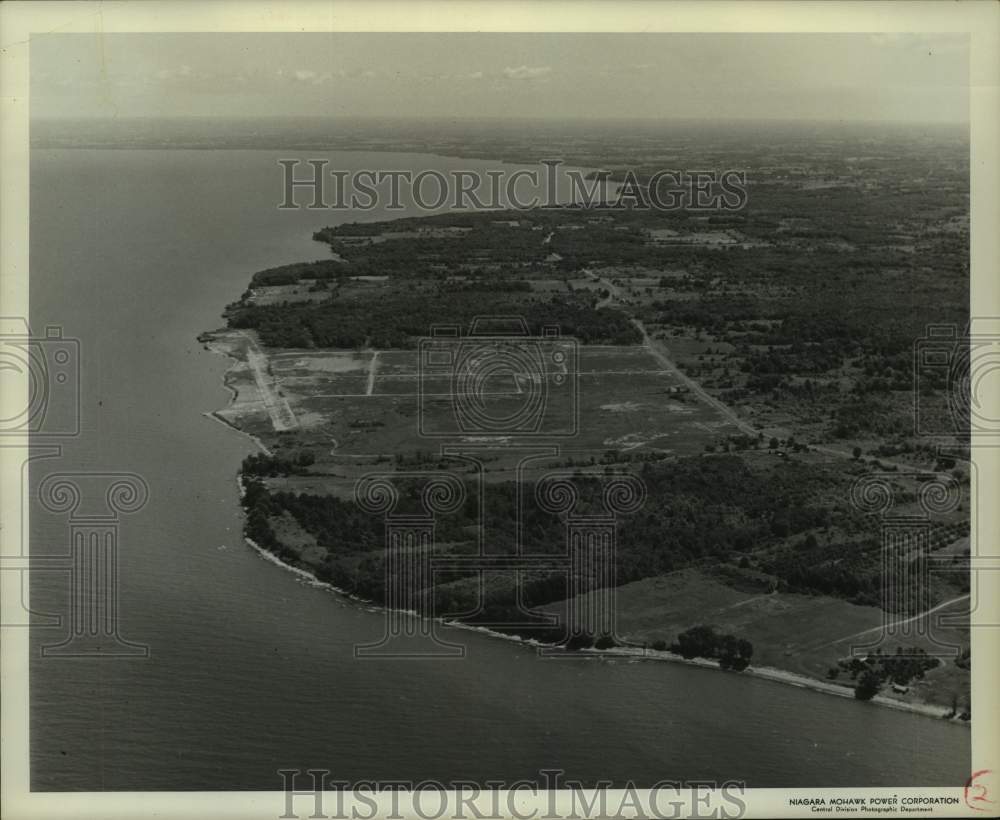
[
  {"x1": 542, "y1": 567, "x2": 970, "y2": 712},
  {"x1": 204, "y1": 330, "x2": 737, "y2": 494}
]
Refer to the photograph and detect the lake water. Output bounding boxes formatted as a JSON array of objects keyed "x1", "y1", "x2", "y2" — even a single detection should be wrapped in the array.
[{"x1": 28, "y1": 148, "x2": 970, "y2": 790}]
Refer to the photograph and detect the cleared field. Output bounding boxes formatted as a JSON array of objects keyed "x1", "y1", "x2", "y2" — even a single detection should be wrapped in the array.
[
  {"x1": 211, "y1": 330, "x2": 746, "y2": 504},
  {"x1": 543, "y1": 567, "x2": 971, "y2": 711},
  {"x1": 248, "y1": 283, "x2": 330, "y2": 306},
  {"x1": 236, "y1": 342, "x2": 733, "y2": 459}
]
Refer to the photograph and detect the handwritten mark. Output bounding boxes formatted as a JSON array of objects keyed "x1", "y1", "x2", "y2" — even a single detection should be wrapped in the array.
[{"x1": 965, "y1": 769, "x2": 995, "y2": 812}]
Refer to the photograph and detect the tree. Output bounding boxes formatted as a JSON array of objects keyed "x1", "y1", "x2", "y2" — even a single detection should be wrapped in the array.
[
  {"x1": 769, "y1": 437, "x2": 779, "y2": 450},
  {"x1": 671, "y1": 625, "x2": 719, "y2": 659},
  {"x1": 854, "y1": 669, "x2": 881, "y2": 700},
  {"x1": 852, "y1": 446, "x2": 862, "y2": 460},
  {"x1": 719, "y1": 636, "x2": 754, "y2": 671}
]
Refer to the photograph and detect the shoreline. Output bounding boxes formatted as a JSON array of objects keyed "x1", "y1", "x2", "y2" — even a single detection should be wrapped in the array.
[
  {"x1": 202, "y1": 410, "x2": 273, "y2": 457},
  {"x1": 199, "y1": 244, "x2": 968, "y2": 731},
  {"x1": 236, "y1": 496, "x2": 966, "y2": 727},
  {"x1": 200, "y1": 335, "x2": 274, "y2": 456},
  {"x1": 202, "y1": 313, "x2": 968, "y2": 729}
]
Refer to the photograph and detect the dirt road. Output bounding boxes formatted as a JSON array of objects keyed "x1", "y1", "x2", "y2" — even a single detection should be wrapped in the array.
[
  {"x1": 630, "y1": 317, "x2": 759, "y2": 437},
  {"x1": 814, "y1": 594, "x2": 970, "y2": 651}
]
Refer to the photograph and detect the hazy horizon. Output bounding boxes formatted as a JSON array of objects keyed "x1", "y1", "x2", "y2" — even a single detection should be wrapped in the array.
[
  {"x1": 31, "y1": 32, "x2": 969, "y2": 124},
  {"x1": 30, "y1": 113, "x2": 971, "y2": 127}
]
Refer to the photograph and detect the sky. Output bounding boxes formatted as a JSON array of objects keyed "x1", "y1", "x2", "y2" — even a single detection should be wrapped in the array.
[{"x1": 30, "y1": 32, "x2": 969, "y2": 123}]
